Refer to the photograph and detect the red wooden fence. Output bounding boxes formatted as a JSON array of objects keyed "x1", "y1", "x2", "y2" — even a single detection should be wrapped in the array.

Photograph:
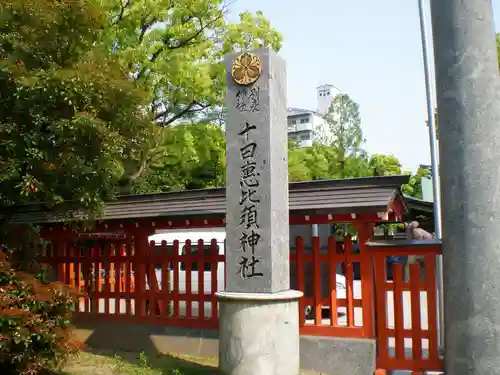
[
  {"x1": 40, "y1": 233, "x2": 443, "y2": 374},
  {"x1": 40, "y1": 234, "x2": 374, "y2": 335},
  {"x1": 290, "y1": 235, "x2": 373, "y2": 338},
  {"x1": 39, "y1": 238, "x2": 225, "y2": 329},
  {"x1": 371, "y1": 245, "x2": 443, "y2": 374}
]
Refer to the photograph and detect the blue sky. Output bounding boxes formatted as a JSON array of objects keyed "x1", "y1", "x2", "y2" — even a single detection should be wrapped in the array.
[{"x1": 228, "y1": 0, "x2": 500, "y2": 171}]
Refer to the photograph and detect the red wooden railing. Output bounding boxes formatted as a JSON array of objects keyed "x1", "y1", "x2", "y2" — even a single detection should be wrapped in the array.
[
  {"x1": 39, "y1": 238, "x2": 225, "y2": 329},
  {"x1": 371, "y1": 245, "x2": 443, "y2": 374},
  {"x1": 40, "y1": 233, "x2": 443, "y2": 374},
  {"x1": 290, "y1": 235, "x2": 373, "y2": 338},
  {"x1": 41, "y1": 234, "x2": 373, "y2": 335}
]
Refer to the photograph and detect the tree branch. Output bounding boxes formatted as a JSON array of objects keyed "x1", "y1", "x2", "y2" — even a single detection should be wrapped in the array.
[
  {"x1": 114, "y1": 0, "x2": 132, "y2": 25},
  {"x1": 135, "y1": 10, "x2": 224, "y2": 80},
  {"x1": 127, "y1": 159, "x2": 148, "y2": 182},
  {"x1": 120, "y1": 151, "x2": 151, "y2": 185},
  {"x1": 154, "y1": 101, "x2": 210, "y2": 126},
  {"x1": 138, "y1": 17, "x2": 157, "y2": 44}
]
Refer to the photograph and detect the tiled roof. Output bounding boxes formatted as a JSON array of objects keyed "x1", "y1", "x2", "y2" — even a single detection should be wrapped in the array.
[{"x1": 0, "y1": 176, "x2": 411, "y2": 224}]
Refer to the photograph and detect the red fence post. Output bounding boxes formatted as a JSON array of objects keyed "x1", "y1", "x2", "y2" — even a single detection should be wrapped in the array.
[
  {"x1": 173, "y1": 240, "x2": 180, "y2": 317},
  {"x1": 373, "y1": 254, "x2": 390, "y2": 365},
  {"x1": 83, "y1": 244, "x2": 92, "y2": 314},
  {"x1": 296, "y1": 236, "x2": 305, "y2": 327},
  {"x1": 92, "y1": 243, "x2": 101, "y2": 314},
  {"x1": 425, "y1": 254, "x2": 439, "y2": 362},
  {"x1": 125, "y1": 241, "x2": 133, "y2": 315},
  {"x1": 147, "y1": 240, "x2": 157, "y2": 317},
  {"x1": 184, "y1": 239, "x2": 192, "y2": 318},
  {"x1": 160, "y1": 240, "x2": 169, "y2": 316},
  {"x1": 197, "y1": 239, "x2": 205, "y2": 320},
  {"x1": 410, "y1": 264, "x2": 423, "y2": 361},
  {"x1": 393, "y1": 264, "x2": 405, "y2": 360},
  {"x1": 312, "y1": 236, "x2": 322, "y2": 325},
  {"x1": 327, "y1": 236, "x2": 338, "y2": 327},
  {"x1": 354, "y1": 222, "x2": 375, "y2": 338},
  {"x1": 103, "y1": 241, "x2": 111, "y2": 315},
  {"x1": 343, "y1": 236, "x2": 355, "y2": 328},
  {"x1": 210, "y1": 238, "x2": 219, "y2": 324},
  {"x1": 113, "y1": 241, "x2": 121, "y2": 315},
  {"x1": 131, "y1": 228, "x2": 153, "y2": 318}
]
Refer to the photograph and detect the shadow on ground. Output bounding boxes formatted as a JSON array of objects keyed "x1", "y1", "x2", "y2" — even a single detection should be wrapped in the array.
[
  {"x1": 64, "y1": 348, "x2": 219, "y2": 375},
  {"x1": 71, "y1": 317, "x2": 324, "y2": 374},
  {"x1": 74, "y1": 315, "x2": 219, "y2": 359}
]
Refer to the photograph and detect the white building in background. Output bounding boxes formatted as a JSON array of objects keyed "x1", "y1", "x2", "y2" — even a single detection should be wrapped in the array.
[
  {"x1": 287, "y1": 84, "x2": 342, "y2": 147},
  {"x1": 419, "y1": 164, "x2": 434, "y2": 202},
  {"x1": 316, "y1": 84, "x2": 342, "y2": 116},
  {"x1": 287, "y1": 108, "x2": 324, "y2": 148}
]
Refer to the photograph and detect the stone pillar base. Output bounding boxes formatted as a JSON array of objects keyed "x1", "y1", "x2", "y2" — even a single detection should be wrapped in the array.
[{"x1": 216, "y1": 290, "x2": 303, "y2": 375}]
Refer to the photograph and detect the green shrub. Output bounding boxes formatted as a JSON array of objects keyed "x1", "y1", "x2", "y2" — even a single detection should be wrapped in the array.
[{"x1": 0, "y1": 251, "x2": 83, "y2": 374}]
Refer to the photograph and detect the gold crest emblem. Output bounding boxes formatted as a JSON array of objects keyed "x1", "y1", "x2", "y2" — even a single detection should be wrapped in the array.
[{"x1": 231, "y1": 52, "x2": 262, "y2": 86}]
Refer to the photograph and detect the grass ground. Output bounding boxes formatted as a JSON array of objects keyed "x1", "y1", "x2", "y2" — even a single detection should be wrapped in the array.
[{"x1": 60, "y1": 349, "x2": 324, "y2": 375}]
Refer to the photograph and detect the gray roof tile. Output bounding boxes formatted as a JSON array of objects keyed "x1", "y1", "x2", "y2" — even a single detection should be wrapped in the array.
[{"x1": 1, "y1": 175, "x2": 410, "y2": 224}]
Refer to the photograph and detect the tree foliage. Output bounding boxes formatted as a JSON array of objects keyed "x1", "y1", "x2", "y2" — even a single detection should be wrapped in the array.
[
  {"x1": 133, "y1": 123, "x2": 226, "y2": 193},
  {"x1": 402, "y1": 167, "x2": 430, "y2": 200},
  {"x1": 0, "y1": 252, "x2": 81, "y2": 375},
  {"x1": 0, "y1": 0, "x2": 426, "y2": 217},
  {"x1": 320, "y1": 93, "x2": 365, "y2": 177},
  {"x1": 131, "y1": 122, "x2": 413, "y2": 193},
  {"x1": 99, "y1": 0, "x2": 282, "y2": 126},
  {"x1": 288, "y1": 142, "x2": 404, "y2": 182},
  {"x1": 131, "y1": 92, "x2": 424, "y2": 198},
  {"x1": 0, "y1": 0, "x2": 156, "y2": 215},
  {"x1": 0, "y1": 0, "x2": 282, "y2": 216},
  {"x1": 369, "y1": 154, "x2": 402, "y2": 176}
]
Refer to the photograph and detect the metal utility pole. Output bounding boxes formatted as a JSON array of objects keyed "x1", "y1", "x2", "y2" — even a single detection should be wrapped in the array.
[
  {"x1": 431, "y1": 0, "x2": 500, "y2": 374},
  {"x1": 416, "y1": 0, "x2": 444, "y2": 352}
]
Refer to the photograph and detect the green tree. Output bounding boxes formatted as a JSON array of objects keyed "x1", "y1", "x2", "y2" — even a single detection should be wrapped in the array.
[
  {"x1": 369, "y1": 154, "x2": 402, "y2": 176},
  {"x1": 402, "y1": 167, "x2": 431, "y2": 199},
  {"x1": 133, "y1": 123, "x2": 226, "y2": 193},
  {"x1": 288, "y1": 145, "x2": 314, "y2": 182},
  {"x1": 343, "y1": 151, "x2": 370, "y2": 178},
  {"x1": 288, "y1": 143, "x2": 340, "y2": 182},
  {"x1": 0, "y1": 0, "x2": 155, "y2": 216},
  {"x1": 93, "y1": 1, "x2": 282, "y2": 185},
  {"x1": 99, "y1": 1, "x2": 282, "y2": 127},
  {"x1": 287, "y1": 142, "x2": 407, "y2": 182},
  {"x1": 0, "y1": 0, "x2": 283, "y2": 212},
  {"x1": 321, "y1": 94, "x2": 365, "y2": 178}
]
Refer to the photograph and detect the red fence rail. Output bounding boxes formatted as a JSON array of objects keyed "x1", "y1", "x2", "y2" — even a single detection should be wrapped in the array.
[
  {"x1": 40, "y1": 234, "x2": 374, "y2": 336},
  {"x1": 290, "y1": 235, "x2": 372, "y2": 338},
  {"x1": 39, "y1": 238, "x2": 225, "y2": 329},
  {"x1": 40, "y1": 233, "x2": 443, "y2": 374},
  {"x1": 370, "y1": 245, "x2": 443, "y2": 374}
]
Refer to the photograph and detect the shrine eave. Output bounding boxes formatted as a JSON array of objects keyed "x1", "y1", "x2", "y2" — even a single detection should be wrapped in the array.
[{"x1": 0, "y1": 175, "x2": 410, "y2": 225}]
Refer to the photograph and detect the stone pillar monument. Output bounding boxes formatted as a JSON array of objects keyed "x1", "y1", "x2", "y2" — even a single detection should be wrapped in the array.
[
  {"x1": 430, "y1": 1, "x2": 500, "y2": 374},
  {"x1": 216, "y1": 48, "x2": 303, "y2": 375}
]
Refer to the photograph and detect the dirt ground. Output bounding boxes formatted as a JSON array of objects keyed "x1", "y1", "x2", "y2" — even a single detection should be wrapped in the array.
[{"x1": 62, "y1": 349, "x2": 325, "y2": 375}]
